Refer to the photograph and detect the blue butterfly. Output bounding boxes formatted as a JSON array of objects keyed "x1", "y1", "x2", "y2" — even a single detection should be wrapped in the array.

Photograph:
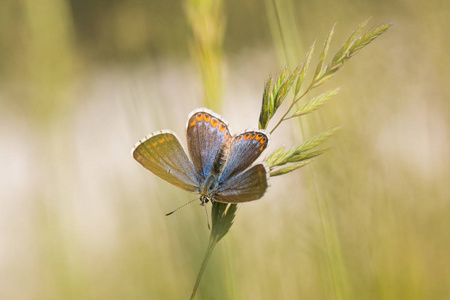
[{"x1": 132, "y1": 108, "x2": 269, "y2": 207}]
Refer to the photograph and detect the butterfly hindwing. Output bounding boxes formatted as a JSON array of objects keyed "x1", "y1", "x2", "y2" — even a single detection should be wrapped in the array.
[
  {"x1": 186, "y1": 109, "x2": 232, "y2": 180},
  {"x1": 219, "y1": 130, "x2": 269, "y2": 184},
  {"x1": 132, "y1": 131, "x2": 200, "y2": 193},
  {"x1": 214, "y1": 162, "x2": 269, "y2": 203}
]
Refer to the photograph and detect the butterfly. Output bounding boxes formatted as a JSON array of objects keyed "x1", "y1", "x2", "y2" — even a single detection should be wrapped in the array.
[{"x1": 131, "y1": 108, "x2": 270, "y2": 209}]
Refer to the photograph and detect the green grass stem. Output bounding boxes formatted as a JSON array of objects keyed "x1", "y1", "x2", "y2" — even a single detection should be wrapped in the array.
[{"x1": 190, "y1": 239, "x2": 218, "y2": 299}]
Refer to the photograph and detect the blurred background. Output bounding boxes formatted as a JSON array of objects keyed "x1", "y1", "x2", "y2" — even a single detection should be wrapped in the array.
[{"x1": 1, "y1": 0, "x2": 449, "y2": 299}]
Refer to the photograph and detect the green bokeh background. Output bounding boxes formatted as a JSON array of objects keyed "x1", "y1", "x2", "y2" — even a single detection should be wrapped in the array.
[{"x1": 1, "y1": 0, "x2": 449, "y2": 299}]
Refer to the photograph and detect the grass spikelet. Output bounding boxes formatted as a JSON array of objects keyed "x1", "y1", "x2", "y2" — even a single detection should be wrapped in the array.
[{"x1": 191, "y1": 19, "x2": 391, "y2": 299}]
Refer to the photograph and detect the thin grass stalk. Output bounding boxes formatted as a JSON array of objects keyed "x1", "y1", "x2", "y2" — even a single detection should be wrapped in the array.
[
  {"x1": 265, "y1": 0, "x2": 303, "y2": 66},
  {"x1": 190, "y1": 239, "x2": 218, "y2": 299},
  {"x1": 190, "y1": 202, "x2": 238, "y2": 299}
]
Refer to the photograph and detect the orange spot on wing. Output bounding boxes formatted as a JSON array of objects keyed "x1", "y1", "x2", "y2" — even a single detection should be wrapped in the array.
[
  {"x1": 190, "y1": 120, "x2": 196, "y2": 127},
  {"x1": 255, "y1": 135, "x2": 262, "y2": 141},
  {"x1": 158, "y1": 138, "x2": 165, "y2": 144},
  {"x1": 250, "y1": 135, "x2": 255, "y2": 140},
  {"x1": 152, "y1": 142, "x2": 158, "y2": 147},
  {"x1": 211, "y1": 118, "x2": 218, "y2": 127},
  {"x1": 244, "y1": 134, "x2": 250, "y2": 140},
  {"x1": 260, "y1": 145, "x2": 264, "y2": 151},
  {"x1": 203, "y1": 114, "x2": 211, "y2": 122},
  {"x1": 219, "y1": 123, "x2": 226, "y2": 132},
  {"x1": 260, "y1": 138, "x2": 265, "y2": 144},
  {"x1": 196, "y1": 114, "x2": 203, "y2": 122}
]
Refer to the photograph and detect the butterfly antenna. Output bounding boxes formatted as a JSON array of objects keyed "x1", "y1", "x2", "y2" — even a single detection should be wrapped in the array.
[{"x1": 165, "y1": 198, "x2": 198, "y2": 216}]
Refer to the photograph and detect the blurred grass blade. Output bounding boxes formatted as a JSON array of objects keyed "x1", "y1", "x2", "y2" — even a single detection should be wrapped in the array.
[{"x1": 185, "y1": 0, "x2": 225, "y2": 111}]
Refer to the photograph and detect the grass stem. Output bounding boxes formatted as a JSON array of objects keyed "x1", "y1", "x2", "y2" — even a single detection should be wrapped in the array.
[{"x1": 190, "y1": 239, "x2": 218, "y2": 299}]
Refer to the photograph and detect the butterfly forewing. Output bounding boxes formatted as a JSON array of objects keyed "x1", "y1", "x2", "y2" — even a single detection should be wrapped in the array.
[
  {"x1": 219, "y1": 131, "x2": 269, "y2": 184},
  {"x1": 132, "y1": 131, "x2": 200, "y2": 193},
  {"x1": 214, "y1": 163, "x2": 269, "y2": 203},
  {"x1": 186, "y1": 109, "x2": 231, "y2": 180}
]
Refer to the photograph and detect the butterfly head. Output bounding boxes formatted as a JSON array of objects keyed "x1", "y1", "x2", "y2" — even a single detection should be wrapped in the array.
[{"x1": 199, "y1": 194, "x2": 211, "y2": 206}]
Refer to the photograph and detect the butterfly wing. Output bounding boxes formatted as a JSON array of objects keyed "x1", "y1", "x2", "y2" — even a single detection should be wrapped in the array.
[
  {"x1": 186, "y1": 108, "x2": 232, "y2": 180},
  {"x1": 214, "y1": 162, "x2": 269, "y2": 203},
  {"x1": 132, "y1": 130, "x2": 200, "y2": 193},
  {"x1": 219, "y1": 130, "x2": 269, "y2": 184}
]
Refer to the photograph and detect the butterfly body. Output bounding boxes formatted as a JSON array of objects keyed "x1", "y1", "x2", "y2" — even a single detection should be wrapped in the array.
[
  {"x1": 132, "y1": 108, "x2": 270, "y2": 205},
  {"x1": 200, "y1": 173, "x2": 220, "y2": 198}
]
